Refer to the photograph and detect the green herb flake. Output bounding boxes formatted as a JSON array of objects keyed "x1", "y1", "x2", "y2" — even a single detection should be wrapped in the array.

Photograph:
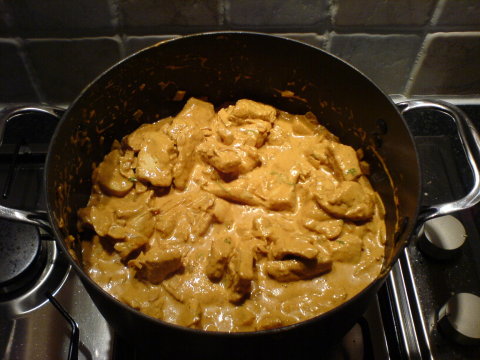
[
  {"x1": 224, "y1": 238, "x2": 231, "y2": 244},
  {"x1": 129, "y1": 177, "x2": 138, "y2": 182},
  {"x1": 346, "y1": 168, "x2": 357, "y2": 175},
  {"x1": 337, "y1": 240, "x2": 346, "y2": 245}
]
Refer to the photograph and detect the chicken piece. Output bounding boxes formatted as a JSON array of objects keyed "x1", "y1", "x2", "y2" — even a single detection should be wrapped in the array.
[
  {"x1": 79, "y1": 190, "x2": 154, "y2": 245},
  {"x1": 224, "y1": 99, "x2": 277, "y2": 125},
  {"x1": 291, "y1": 114, "x2": 318, "y2": 135},
  {"x1": 300, "y1": 201, "x2": 332, "y2": 222},
  {"x1": 118, "y1": 150, "x2": 136, "y2": 179},
  {"x1": 172, "y1": 97, "x2": 215, "y2": 129},
  {"x1": 328, "y1": 142, "x2": 362, "y2": 181},
  {"x1": 197, "y1": 138, "x2": 259, "y2": 175},
  {"x1": 265, "y1": 182, "x2": 296, "y2": 211},
  {"x1": 227, "y1": 241, "x2": 255, "y2": 303},
  {"x1": 202, "y1": 178, "x2": 263, "y2": 207},
  {"x1": 266, "y1": 120, "x2": 289, "y2": 146},
  {"x1": 136, "y1": 133, "x2": 176, "y2": 187},
  {"x1": 213, "y1": 99, "x2": 276, "y2": 149},
  {"x1": 126, "y1": 211, "x2": 155, "y2": 239},
  {"x1": 188, "y1": 191, "x2": 215, "y2": 236},
  {"x1": 198, "y1": 138, "x2": 241, "y2": 173},
  {"x1": 315, "y1": 181, "x2": 375, "y2": 221},
  {"x1": 129, "y1": 246, "x2": 184, "y2": 284},
  {"x1": 270, "y1": 236, "x2": 319, "y2": 260},
  {"x1": 114, "y1": 233, "x2": 149, "y2": 259},
  {"x1": 113, "y1": 190, "x2": 153, "y2": 219},
  {"x1": 330, "y1": 234, "x2": 363, "y2": 263},
  {"x1": 265, "y1": 245, "x2": 332, "y2": 282},
  {"x1": 172, "y1": 128, "x2": 202, "y2": 190},
  {"x1": 168, "y1": 98, "x2": 215, "y2": 189},
  {"x1": 152, "y1": 194, "x2": 190, "y2": 240},
  {"x1": 124, "y1": 119, "x2": 171, "y2": 152},
  {"x1": 152, "y1": 190, "x2": 215, "y2": 241},
  {"x1": 78, "y1": 205, "x2": 114, "y2": 237},
  {"x1": 205, "y1": 235, "x2": 234, "y2": 281},
  {"x1": 82, "y1": 192, "x2": 154, "y2": 259},
  {"x1": 302, "y1": 219, "x2": 344, "y2": 240},
  {"x1": 212, "y1": 198, "x2": 232, "y2": 224},
  {"x1": 252, "y1": 216, "x2": 273, "y2": 240},
  {"x1": 246, "y1": 166, "x2": 298, "y2": 211},
  {"x1": 113, "y1": 207, "x2": 155, "y2": 259},
  {"x1": 306, "y1": 142, "x2": 330, "y2": 169},
  {"x1": 237, "y1": 121, "x2": 272, "y2": 148},
  {"x1": 94, "y1": 149, "x2": 134, "y2": 197}
]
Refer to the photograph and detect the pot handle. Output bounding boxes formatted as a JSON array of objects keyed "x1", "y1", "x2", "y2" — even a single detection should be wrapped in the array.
[
  {"x1": 397, "y1": 99, "x2": 480, "y2": 222},
  {"x1": 0, "y1": 105, "x2": 65, "y2": 234}
]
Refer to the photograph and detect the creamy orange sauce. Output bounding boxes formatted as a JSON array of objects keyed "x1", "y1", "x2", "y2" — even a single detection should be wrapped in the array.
[{"x1": 78, "y1": 98, "x2": 386, "y2": 332}]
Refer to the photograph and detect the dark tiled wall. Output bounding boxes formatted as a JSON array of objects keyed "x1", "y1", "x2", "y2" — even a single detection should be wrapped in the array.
[{"x1": 0, "y1": 0, "x2": 479, "y2": 105}]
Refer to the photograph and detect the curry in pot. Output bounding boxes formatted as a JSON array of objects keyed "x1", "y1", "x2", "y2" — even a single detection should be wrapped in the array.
[{"x1": 78, "y1": 98, "x2": 386, "y2": 332}]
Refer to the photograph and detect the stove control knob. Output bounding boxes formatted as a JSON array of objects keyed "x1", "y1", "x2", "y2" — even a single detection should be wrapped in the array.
[
  {"x1": 418, "y1": 215, "x2": 466, "y2": 259},
  {"x1": 438, "y1": 293, "x2": 480, "y2": 345}
]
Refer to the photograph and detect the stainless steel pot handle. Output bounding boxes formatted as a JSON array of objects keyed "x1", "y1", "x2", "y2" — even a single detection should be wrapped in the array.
[
  {"x1": 0, "y1": 105, "x2": 65, "y2": 233},
  {"x1": 398, "y1": 99, "x2": 480, "y2": 222}
]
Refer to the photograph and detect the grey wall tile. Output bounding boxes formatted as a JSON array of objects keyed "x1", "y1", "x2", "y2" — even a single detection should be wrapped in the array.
[
  {"x1": 5, "y1": 0, "x2": 114, "y2": 37},
  {"x1": 0, "y1": 19, "x2": 8, "y2": 37},
  {"x1": 436, "y1": 0, "x2": 480, "y2": 26},
  {"x1": 0, "y1": 3, "x2": 10, "y2": 36},
  {"x1": 329, "y1": 33, "x2": 422, "y2": 94},
  {"x1": 121, "y1": 0, "x2": 220, "y2": 34},
  {"x1": 409, "y1": 32, "x2": 480, "y2": 95},
  {"x1": 0, "y1": 40, "x2": 37, "y2": 102},
  {"x1": 333, "y1": 0, "x2": 437, "y2": 27},
  {"x1": 275, "y1": 33, "x2": 327, "y2": 49},
  {"x1": 125, "y1": 35, "x2": 180, "y2": 56},
  {"x1": 226, "y1": 0, "x2": 329, "y2": 28},
  {"x1": 26, "y1": 38, "x2": 121, "y2": 104}
]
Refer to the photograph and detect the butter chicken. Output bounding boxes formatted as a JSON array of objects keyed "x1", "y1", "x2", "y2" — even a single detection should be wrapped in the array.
[{"x1": 78, "y1": 98, "x2": 386, "y2": 332}]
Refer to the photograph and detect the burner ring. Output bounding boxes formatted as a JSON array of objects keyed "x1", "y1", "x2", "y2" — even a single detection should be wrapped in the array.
[
  {"x1": 0, "y1": 220, "x2": 48, "y2": 298},
  {"x1": 0, "y1": 236, "x2": 70, "y2": 317}
]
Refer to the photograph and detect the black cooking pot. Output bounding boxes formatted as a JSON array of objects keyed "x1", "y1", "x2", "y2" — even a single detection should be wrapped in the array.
[{"x1": 2, "y1": 32, "x2": 480, "y2": 358}]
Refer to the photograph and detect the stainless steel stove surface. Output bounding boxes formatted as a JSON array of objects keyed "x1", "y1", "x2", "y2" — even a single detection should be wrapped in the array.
[{"x1": 1, "y1": 100, "x2": 479, "y2": 359}]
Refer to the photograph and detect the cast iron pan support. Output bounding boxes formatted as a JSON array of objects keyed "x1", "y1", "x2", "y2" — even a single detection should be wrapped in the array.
[
  {"x1": 0, "y1": 105, "x2": 63, "y2": 234},
  {"x1": 397, "y1": 99, "x2": 480, "y2": 224}
]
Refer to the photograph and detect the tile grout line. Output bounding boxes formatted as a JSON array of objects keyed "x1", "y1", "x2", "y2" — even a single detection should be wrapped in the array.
[
  {"x1": 1, "y1": 0, "x2": 45, "y2": 103},
  {"x1": 218, "y1": 0, "x2": 226, "y2": 26},
  {"x1": 404, "y1": 0, "x2": 447, "y2": 96},
  {"x1": 15, "y1": 37, "x2": 46, "y2": 103},
  {"x1": 107, "y1": 0, "x2": 127, "y2": 59},
  {"x1": 324, "y1": 0, "x2": 336, "y2": 51}
]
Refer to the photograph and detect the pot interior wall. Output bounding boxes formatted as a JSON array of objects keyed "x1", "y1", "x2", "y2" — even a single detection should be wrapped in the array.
[{"x1": 46, "y1": 32, "x2": 420, "y2": 282}]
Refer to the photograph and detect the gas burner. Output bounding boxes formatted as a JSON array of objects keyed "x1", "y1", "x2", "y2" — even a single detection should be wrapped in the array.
[
  {"x1": 0, "y1": 220, "x2": 46, "y2": 298},
  {"x1": 0, "y1": 228, "x2": 70, "y2": 317}
]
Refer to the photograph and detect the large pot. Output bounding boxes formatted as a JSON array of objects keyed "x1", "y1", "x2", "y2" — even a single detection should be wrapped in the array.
[{"x1": 2, "y1": 32, "x2": 480, "y2": 358}]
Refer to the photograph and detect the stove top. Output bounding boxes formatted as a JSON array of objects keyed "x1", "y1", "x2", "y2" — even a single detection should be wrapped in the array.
[{"x1": 1, "y1": 99, "x2": 479, "y2": 359}]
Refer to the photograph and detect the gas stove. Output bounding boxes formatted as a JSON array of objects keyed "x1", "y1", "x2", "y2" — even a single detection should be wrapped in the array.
[{"x1": 1, "y1": 99, "x2": 479, "y2": 359}]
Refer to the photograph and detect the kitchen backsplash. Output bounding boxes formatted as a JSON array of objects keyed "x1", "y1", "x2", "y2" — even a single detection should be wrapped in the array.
[{"x1": 1, "y1": 0, "x2": 479, "y2": 105}]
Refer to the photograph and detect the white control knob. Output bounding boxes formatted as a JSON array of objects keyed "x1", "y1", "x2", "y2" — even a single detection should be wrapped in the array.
[
  {"x1": 438, "y1": 293, "x2": 480, "y2": 345},
  {"x1": 418, "y1": 215, "x2": 466, "y2": 259}
]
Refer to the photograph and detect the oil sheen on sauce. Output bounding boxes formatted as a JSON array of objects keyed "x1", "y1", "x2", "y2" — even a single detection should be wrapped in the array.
[{"x1": 78, "y1": 98, "x2": 386, "y2": 332}]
